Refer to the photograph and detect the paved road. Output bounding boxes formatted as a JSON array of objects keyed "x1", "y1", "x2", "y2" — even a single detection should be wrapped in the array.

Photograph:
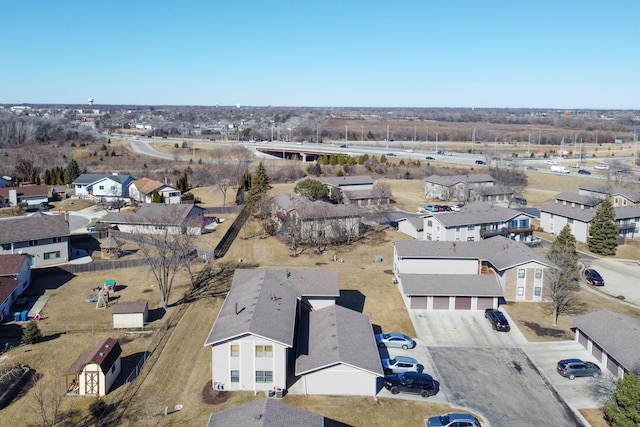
[{"x1": 584, "y1": 257, "x2": 640, "y2": 306}]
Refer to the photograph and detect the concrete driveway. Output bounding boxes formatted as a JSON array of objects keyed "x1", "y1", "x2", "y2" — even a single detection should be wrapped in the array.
[{"x1": 408, "y1": 310, "x2": 527, "y2": 348}]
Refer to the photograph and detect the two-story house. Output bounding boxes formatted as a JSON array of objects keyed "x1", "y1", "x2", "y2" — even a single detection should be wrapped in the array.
[
  {"x1": 128, "y1": 177, "x2": 182, "y2": 205},
  {"x1": 424, "y1": 174, "x2": 496, "y2": 202},
  {"x1": 72, "y1": 173, "x2": 135, "y2": 203},
  {"x1": 0, "y1": 254, "x2": 32, "y2": 318},
  {"x1": 204, "y1": 269, "x2": 383, "y2": 396},
  {"x1": 0, "y1": 213, "x2": 70, "y2": 267},
  {"x1": 578, "y1": 183, "x2": 640, "y2": 207},
  {"x1": 422, "y1": 201, "x2": 535, "y2": 242},
  {"x1": 392, "y1": 236, "x2": 556, "y2": 310}
]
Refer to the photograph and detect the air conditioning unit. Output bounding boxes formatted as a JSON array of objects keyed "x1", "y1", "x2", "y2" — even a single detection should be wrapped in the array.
[{"x1": 391, "y1": 278, "x2": 398, "y2": 285}]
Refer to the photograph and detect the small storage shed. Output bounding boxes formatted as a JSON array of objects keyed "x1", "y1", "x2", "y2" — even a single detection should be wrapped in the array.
[
  {"x1": 65, "y1": 337, "x2": 122, "y2": 396},
  {"x1": 112, "y1": 301, "x2": 148, "y2": 329}
]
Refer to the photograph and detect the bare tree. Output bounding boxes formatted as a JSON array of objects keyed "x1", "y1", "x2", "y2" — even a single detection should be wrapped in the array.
[
  {"x1": 544, "y1": 235, "x2": 583, "y2": 325},
  {"x1": 277, "y1": 213, "x2": 303, "y2": 257},
  {"x1": 30, "y1": 373, "x2": 66, "y2": 427},
  {"x1": 125, "y1": 208, "x2": 200, "y2": 308}
]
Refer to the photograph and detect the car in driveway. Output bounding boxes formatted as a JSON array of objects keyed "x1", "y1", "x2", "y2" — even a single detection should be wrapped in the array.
[
  {"x1": 578, "y1": 169, "x2": 591, "y2": 175},
  {"x1": 381, "y1": 356, "x2": 423, "y2": 374},
  {"x1": 584, "y1": 268, "x2": 604, "y2": 286},
  {"x1": 86, "y1": 222, "x2": 103, "y2": 232},
  {"x1": 375, "y1": 332, "x2": 416, "y2": 349},
  {"x1": 424, "y1": 204, "x2": 439, "y2": 212},
  {"x1": 384, "y1": 372, "x2": 436, "y2": 397},
  {"x1": 426, "y1": 412, "x2": 482, "y2": 427},
  {"x1": 484, "y1": 309, "x2": 511, "y2": 332},
  {"x1": 556, "y1": 358, "x2": 601, "y2": 380}
]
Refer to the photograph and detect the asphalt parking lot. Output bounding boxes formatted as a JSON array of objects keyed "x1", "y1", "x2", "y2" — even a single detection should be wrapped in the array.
[
  {"x1": 429, "y1": 346, "x2": 586, "y2": 427},
  {"x1": 406, "y1": 310, "x2": 609, "y2": 425}
]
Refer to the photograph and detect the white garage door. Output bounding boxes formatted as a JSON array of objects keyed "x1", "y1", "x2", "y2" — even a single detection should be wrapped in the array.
[
  {"x1": 454, "y1": 297, "x2": 472, "y2": 310},
  {"x1": 410, "y1": 296, "x2": 428, "y2": 309},
  {"x1": 432, "y1": 297, "x2": 450, "y2": 310}
]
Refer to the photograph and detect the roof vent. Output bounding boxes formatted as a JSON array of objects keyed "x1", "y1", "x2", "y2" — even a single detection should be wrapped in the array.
[
  {"x1": 98, "y1": 352, "x2": 104, "y2": 357},
  {"x1": 105, "y1": 344, "x2": 110, "y2": 348}
]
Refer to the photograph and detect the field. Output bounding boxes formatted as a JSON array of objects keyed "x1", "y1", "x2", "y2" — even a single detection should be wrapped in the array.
[{"x1": 1, "y1": 171, "x2": 640, "y2": 426}]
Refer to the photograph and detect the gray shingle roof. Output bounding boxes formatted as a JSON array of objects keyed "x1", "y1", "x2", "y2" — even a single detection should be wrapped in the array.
[
  {"x1": 103, "y1": 203, "x2": 204, "y2": 226},
  {"x1": 272, "y1": 193, "x2": 359, "y2": 220},
  {"x1": 539, "y1": 202, "x2": 597, "y2": 222},
  {"x1": 295, "y1": 305, "x2": 383, "y2": 376},
  {"x1": 614, "y1": 205, "x2": 640, "y2": 220},
  {"x1": 431, "y1": 201, "x2": 532, "y2": 227},
  {"x1": 554, "y1": 192, "x2": 600, "y2": 207},
  {"x1": 424, "y1": 174, "x2": 495, "y2": 186},
  {"x1": 398, "y1": 216, "x2": 426, "y2": 230},
  {"x1": 394, "y1": 236, "x2": 555, "y2": 271},
  {"x1": 73, "y1": 173, "x2": 134, "y2": 185},
  {"x1": 318, "y1": 175, "x2": 374, "y2": 187},
  {"x1": 207, "y1": 399, "x2": 325, "y2": 427},
  {"x1": 579, "y1": 183, "x2": 640, "y2": 203},
  {"x1": 0, "y1": 212, "x2": 69, "y2": 244},
  {"x1": 572, "y1": 310, "x2": 640, "y2": 374},
  {"x1": 400, "y1": 273, "x2": 503, "y2": 296},
  {"x1": 204, "y1": 269, "x2": 340, "y2": 347}
]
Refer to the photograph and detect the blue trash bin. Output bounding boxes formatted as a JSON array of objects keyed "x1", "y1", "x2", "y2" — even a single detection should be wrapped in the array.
[
  {"x1": 14, "y1": 312, "x2": 21, "y2": 322},
  {"x1": 21, "y1": 310, "x2": 28, "y2": 322}
]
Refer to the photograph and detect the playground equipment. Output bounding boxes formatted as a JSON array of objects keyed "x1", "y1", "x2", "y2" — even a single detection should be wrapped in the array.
[{"x1": 86, "y1": 287, "x2": 110, "y2": 309}]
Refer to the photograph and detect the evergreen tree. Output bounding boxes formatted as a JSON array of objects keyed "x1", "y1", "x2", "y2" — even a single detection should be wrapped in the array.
[
  {"x1": 22, "y1": 320, "x2": 43, "y2": 344},
  {"x1": 63, "y1": 159, "x2": 81, "y2": 184},
  {"x1": 589, "y1": 197, "x2": 618, "y2": 255},
  {"x1": 245, "y1": 162, "x2": 271, "y2": 211},
  {"x1": 294, "y1": 178, "x2": 327, "y2": 201},
  {"x1": 151, "y1": 190, "x2": 163, "y2": 203},
  {"x1": 44, "y1": 169, "x2": 51, "y2": 185},
  {"x1": 605, "y1": 373, "x2": 640, "y2": 426},
  {"x1": 176, "y1": 172, "x2": 189, "y2": 192}
]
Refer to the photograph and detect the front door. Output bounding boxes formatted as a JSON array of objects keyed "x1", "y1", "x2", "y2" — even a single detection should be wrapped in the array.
[{"x1": 85, "y1": 371, "x2": 99, "y2": 395}]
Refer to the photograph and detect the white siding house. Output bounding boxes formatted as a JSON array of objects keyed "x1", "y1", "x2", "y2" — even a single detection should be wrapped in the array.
[
  {"x1": 0, "y1": 254, "x2": 32, "y2": 318},
  {"x1": 72, "y1": 173, "x2": 134, "y2": 202},
  {"x1": 102, "y1": 204, "x2": 208, "y2": 235},
  {"x1": 128, "y1": 177, "x2": 182, "y2": 205}
]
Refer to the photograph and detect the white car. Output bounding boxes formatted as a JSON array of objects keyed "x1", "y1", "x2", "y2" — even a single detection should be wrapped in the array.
[
  {"x1": 381, "y1": 356, "x2": 424, "y2": 374},
  {"x1": 594, "y1": 164, "x2": 610, "y2": 170},
  {"x1": 545, "y1": 160, "x2": 558, "y2": 165}
]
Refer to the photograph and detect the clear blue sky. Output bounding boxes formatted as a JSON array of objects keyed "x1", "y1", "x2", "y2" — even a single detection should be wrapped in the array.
[{"x1": 2, "y1": 1, "x2": 638, "y2": 109}]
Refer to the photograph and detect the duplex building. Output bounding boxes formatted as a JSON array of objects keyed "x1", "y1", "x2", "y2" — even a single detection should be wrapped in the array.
[
  {"x1": 393, "y1": 236, "x2": 556, "y2": 309},
  {"x1": 424, "y1": 174, "x2": 495, "y2": 202},
  {"x1": 0, "y1": 213, "x2": 70, "y2": 267}
]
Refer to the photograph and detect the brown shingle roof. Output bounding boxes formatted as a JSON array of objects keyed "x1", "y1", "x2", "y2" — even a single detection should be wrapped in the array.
[
  {"x1": 0, "y1": 184, "x2": 48, "y2": 199},
  {"x1": 65, "y1": 337, "x2": 122, "y2": 375},
  {"x1": 0, "y1": 254, "x2": 29, "y2": 275},
  {"x1": 0, "y1": 277, "x2": 20, "y2": 307}
]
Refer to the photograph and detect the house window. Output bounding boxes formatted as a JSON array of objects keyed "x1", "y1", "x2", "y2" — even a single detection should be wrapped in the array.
[
  {"x1": 43, "y1": 251, "x2": 61, "y2": 260},
  {"x1": 427, "y1": 220, "x2": 432, "y2": 227},
  {"x1": 1, "y1": 243, "x2": 10, "y2": 251},
  {"x1": 467, "y1": 237, "x2": 475, "y2": 241},
  {"x1": 468, "y1": 225, "x2": 475, "y2": 230},
  {"x1": 99, "y1": 185, "x2": 105, "y2": 191},
  {"x1": 255, "y1": 345, "x2": 273, "y2": 357},
  {"x1": 230, "y1": 370, "x2": 240, "y2": 383},
  {"x1": 426, "y1": 233, "x2": 432, "y2": 241},
  {"x1": 517, "y1": 287, "x2": 524, "y2": 296},
  {"x1": 535, "y1": 269, "x2": 542, "y2": 279},
  {"x1": 230, "y1": 345, "x2": 239, "y2": 357},
  {"x1": 534, "y1": 287, "x2": 542, "y2": 296},
  {"x1": 518, "y1": 269, "x2": 525, "y2": 278},
  {"x1": 255, "y1": 371, "x2": 273, "y2": 383},
  {"x1": 568, "y1": 218, "x2": 573, "y2": 224},
  {"x1": 29, "y1": 240, "x2": 38, "y2": 247}
]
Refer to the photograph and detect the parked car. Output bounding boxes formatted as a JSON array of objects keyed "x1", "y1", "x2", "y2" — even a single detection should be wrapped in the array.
[
  {"x1": 556, "y1": 359, "x2": 601, "y2": 380},
  {"x1": 424, "y1": 204, "x2": 439, "y2": 212},
  {"x1": 426, "y1": 412, "x2": 482, "y2": 427},
  {"x1": 381, "y1": 356, "x2": 423, "y2": 374},
  {"x1": 389, "y1": 220, "x2": 399, "y2": 230},
  {"x1": 451, "y1": 204, "x2": 464, "y2": 212},
  {"x1": 375, "y1": 332, "x2": 416, "y2": 349},
  {"x1": 484, "y1": 309, "x2": 511, "y2": 332},
  {"x1": 86, "y1": 222, "x2": 102, "y2": 232},
  {"x1": 384, "y1": 372, "x2": 435, "y2": 397},
  {"x1": 437, "y1": 205, "x2": 452, "y2": 212},
  {"x1": 425, "y1": 156, "x2": 435, "y2": 160},
  {"x1": 578, "y1": 169, "x2": 591, "y2": 175},
  {"x1": 584, "y1": 268, "x2": 605, "y2": 286},
  {"x1": 512, "y1": 196, "x2": 527, "y2": 205}
]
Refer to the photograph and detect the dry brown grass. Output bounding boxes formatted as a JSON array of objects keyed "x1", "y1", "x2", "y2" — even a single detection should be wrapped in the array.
[{"x1": 580, "y1": 408, "x2": 608, "y2": 427}]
